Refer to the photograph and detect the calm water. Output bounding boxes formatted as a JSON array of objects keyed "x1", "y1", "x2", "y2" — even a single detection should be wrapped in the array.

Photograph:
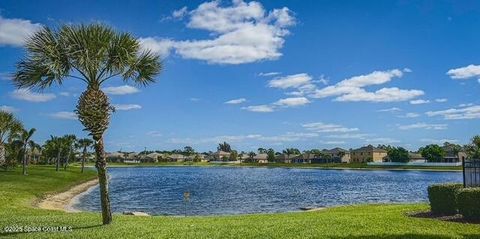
[{"x1": 73, "y1": 167, "x2": 461, "y2": 216}]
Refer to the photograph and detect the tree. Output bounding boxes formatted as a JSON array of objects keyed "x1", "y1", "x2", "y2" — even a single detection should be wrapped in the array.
[
  {"x1": 420, "y1": 144, "x2": 445, "y2": 162},
  {"x1": 0, "y1": 111, "x2": 23, "y2": 168},
  {"x1": 28, "y1": 140, "x2": 41, "y2": 164},
  {"x1": 387, "y1": 147, "x2": 410, "y2": 163},
  {"x1": 63, "y1": 134, "x2": 77, "y2": 170},
  {"x1": 257, "y1": 148, "x2": 267, "y2": 154},
  {"x1": 183, "y1": 146, "x2": 195, "y2": 156},
  {"x1": 217, "y1": 142, "x2": 231, "y2": 152},
  {"x1": 14, "y1": 128, "x2": 36, "y2": 175},
  {"x1": 466, "y1": 135, "x2": 480, "y2": 159},
  {"x1": 267, "y1": 148, "x2": 275, "y2": 162},
  {"x1": 248, "y1": 151, "x2": 256, "y2": 162},
  {"x1": 77, "y1": 138, "x2": 94, "y2": 173},
  {"x1": 13, "y1": 24, "x2": 162, "y2": 225},
  {"x1": 229, "y1": 150, "x2": 238, "y2": 161}
]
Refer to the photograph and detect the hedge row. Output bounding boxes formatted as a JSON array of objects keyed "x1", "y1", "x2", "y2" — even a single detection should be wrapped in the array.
[{"x1": 428, "y1": 183, "x2": 480, "y2": 221}]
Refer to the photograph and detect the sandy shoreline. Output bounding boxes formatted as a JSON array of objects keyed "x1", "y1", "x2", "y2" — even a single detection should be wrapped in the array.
[{"x1": 36, "y1": 178, "x2": 99, "y2": 212}]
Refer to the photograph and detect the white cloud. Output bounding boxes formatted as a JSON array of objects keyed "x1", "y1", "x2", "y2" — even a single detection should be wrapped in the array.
[
  {"x1": 447, "y1": 64, "x2": 480, "y2": 79},
  {"x1": 317, "y1": 75, "x2": 329, "y2": 85},
  {"x1": 311, "y1": 69, "x2": 424, "y2": 102},
  {"x1": 398, "y1": 123, "x2": 447, "y2": 130},
  {"x1": 11, "y1": 89, "x2": 56, "y2": 102},
  {"x1": 435, "y1": 98, "x2": 448, "y2": 103},
  {"x1": 140, "y1": 0, "x2": 295, "y2": 64},
  {"x1": 59, "y1": 92, "x2": 70, "y2": 97},
  {"x1": 103, "y1": 85, "x2": 140, "y2": 95},
  {"x1": 258, "y1": 72, "x2": 281, "y2": 77},
  {"x1": 401, "y1": 112, "x2": 420, "y2": 118},
  {"x1": 225, "y1": 98, "x2": 246, "y2": 104},
  {"x1": 113, "y1": 104, "x2": 142, "y2": 111},
  {"x1": 377, "y1": 107, "x2": 402, "y2": 112},
  {"x1": 320, "y1": 140, "x2": 346, "y2": 145},
  {"x1": 190, "y1": 97, "x2": 200, "y2": 102},
  {"x1": 0, "y1": 16, "x2": 42, "y2": 47},
  {"x1": 410, "y1": 99, "x2": 430, "y2": 105},
  {"x1": 0, "y1": 105, "x2": 18, "y2": 113},
  {"x1": 366, "y1": 137, "x2": 401, "y2": 144},
  {"x1": 420, "y1": 138, "x2": 459, "y2": 144},
  {"x1": 172, "y1": 6, "x2": 188, "y2": 19},
  {"x1": 138, "y1": 38, "x2": 175, "y2": 58},
  {"x1": 49, "y1": 111, "x2": 77, "y2": 120},
  {"x1": 302, "y1": 122, "x2": 359, "y2": 133},
  {"x1": 326, "y1": 133, "x2": 370, "y2": 139},
  {"x1": 268, "y1": 73, "x2": 313, "y2": 89},
  {"x1": 426, "y1": 105, "x2": 480, "y2": 120},
  {"x1": 274, "y1": 97, "x2": 310, "y2": 107},
  {"x1": 242, "y1": 105, "x2": 275, "y2": 113}
]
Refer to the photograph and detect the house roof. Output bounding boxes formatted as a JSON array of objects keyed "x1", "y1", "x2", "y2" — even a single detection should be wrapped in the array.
[{"x1": 351, "y1": 145, "x2": 387, "y2": 153}]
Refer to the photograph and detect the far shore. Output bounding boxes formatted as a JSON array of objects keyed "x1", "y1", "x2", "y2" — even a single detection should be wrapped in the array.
[
  {"x1": 36, "y1": 178, "x2": 99, "y2": 212},
  {"x1": 80, "y1": 162, "x2": 462, "y2": 172}
]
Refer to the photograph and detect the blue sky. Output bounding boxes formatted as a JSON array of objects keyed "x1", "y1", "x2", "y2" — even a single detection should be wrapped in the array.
[{"x1": 1, "y1": 0, "x2": 480, "y2": 152}]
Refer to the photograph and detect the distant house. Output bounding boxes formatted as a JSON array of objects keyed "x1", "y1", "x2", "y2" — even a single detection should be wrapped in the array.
[
  {"x1": 168, "y1": 154, "x2": 185, "y2": 162},
  {"x1": 106, "y1": 152, "x2": 125, "y2": 162},
  {"x1": 254, "y1": 153, "x2": 268, "y2": 163},
  {"x1": 350, "y1": 145, "x2": 387, "y2": 163},
  {"x1": 212, "y1": 150, "x2": 231, "y2": 161},
  {"x1": 275, "y1": 154, "x2": 300, "y2": 163},
  {"x1": 409, "y1": 152, "x2": 425, "y2": 162},
  {"x1": 321, "y1": 148, "x2": 351, "y2": 163},
  {"x1": 292, "y1": 153, "x2": 313, "y2": 163}
]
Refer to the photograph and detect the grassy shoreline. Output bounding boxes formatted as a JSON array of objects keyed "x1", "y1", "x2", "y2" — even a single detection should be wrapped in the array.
[
  {"x1": 80, "y1": 162, "x2": 462, "y2": 172},
  {"x1": 1, "y1": 166, "x2": 477, "y2": 238}
]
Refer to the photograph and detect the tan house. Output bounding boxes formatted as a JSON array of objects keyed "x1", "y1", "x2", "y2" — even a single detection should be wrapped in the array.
[
  {"x1": 254, "y1": 153, "x2": 268, "y2": 163},
  {"x1": 212, "y1": 150, "x2": 231, "y2": 160},
  {"x1": 350, "y1": 145, "x2": 387, "y2": 163},
  {"x1": 322, "y1": 148, "x2": 351, "y2": 163}
]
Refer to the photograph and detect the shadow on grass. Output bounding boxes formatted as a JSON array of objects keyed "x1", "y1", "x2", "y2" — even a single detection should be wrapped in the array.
[{"x1": 409, "y1": 211, "x2": 480, "y2": 224}]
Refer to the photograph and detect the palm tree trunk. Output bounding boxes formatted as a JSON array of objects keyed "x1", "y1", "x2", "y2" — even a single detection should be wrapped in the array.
[
  {"x1": 22, "y1": 146, "x2": 27, "y2": 175},
  {"x1": 0, "y1": 143, "x2": 5, "y2": 170},
  {"x1": 56, "y1": 149, "x2": 61, "y2": 171},
  {"x1": 94, "y1": 138, "x2": 112, "y2": 225},
  {"x1": 64, "y1": 148, "x2": 71, "y2": 170},
  {"x1": 81, "y1": 147, "x2": 86, "y2": 173}
]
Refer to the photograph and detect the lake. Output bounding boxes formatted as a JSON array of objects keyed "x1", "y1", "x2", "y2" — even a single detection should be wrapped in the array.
[{"x1": 73, "y1": 167, "x2": 462, "y2": 216}]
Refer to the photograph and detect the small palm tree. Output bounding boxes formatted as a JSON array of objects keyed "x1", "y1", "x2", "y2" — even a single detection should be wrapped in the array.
[
  {"x1": 63, "y1": 134, "x2": 77, "y2": 170},
  {"x1": 13, "y1": 24, "x2": 161, "y2": 224},
  {"x1": 77, "y1": 138, "x2": 93, "y2": 173},
  {"x1": 16, "y1": 128, "x2": 36, "y2": 175},
  {"x1": 28, "y1": 140, "x2": 41, "y2": 164},
  {"x1": 0, "y1": 111, "x2": 23, "y2": 168}
]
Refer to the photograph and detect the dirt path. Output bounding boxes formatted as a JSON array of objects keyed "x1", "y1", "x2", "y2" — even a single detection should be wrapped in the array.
[{"x1": 36, "y1": 178, "x2": 98, "y2": 212}]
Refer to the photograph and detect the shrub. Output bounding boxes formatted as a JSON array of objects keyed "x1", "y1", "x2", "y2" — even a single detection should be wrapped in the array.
[
  {"x1": 456, "y1": 187, "x2": 480, "y2": 221},
  {"x1": 428, "y1": 183, "x2": 463, "y2": 215}
]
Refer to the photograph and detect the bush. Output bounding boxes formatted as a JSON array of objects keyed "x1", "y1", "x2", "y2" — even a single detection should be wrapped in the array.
[
  {"x1": 456, "y1": 187, "x2": 480, "y2": 221},
  {"x1": 428, "y1": 183, "x2": 463, "y2": 215}
]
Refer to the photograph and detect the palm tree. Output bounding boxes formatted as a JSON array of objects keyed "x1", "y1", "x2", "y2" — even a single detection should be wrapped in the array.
[
  {"x1": 77, "y1": 138, "x2": 93, "y2": 173},
  {"x1": 0, "y1": 111, "x2": 23, "y2": 168},
  {"x1": 63, "y1": 134, "x2": 77, "y2": 170},
  {"x1": 28, "y1": 140, "x2": 41, "y2": 164},
  {"x1": 13, "y1": 24, "x2": 161, "y2": 225},
  {"x1": 16, "y1": 128, "x2": 36, "y2": 175}
]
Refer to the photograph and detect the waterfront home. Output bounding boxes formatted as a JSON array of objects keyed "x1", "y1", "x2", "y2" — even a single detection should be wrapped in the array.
[
  {"x1": 106, "y1": 152, "x2": 125, "y2": 162},
  {"x1": 254, "y1": 153, "x2": 268, "y2": 163},
  {"x1": 321, "y1": 148, "x2": 351, "y2": 163},
  {"x1": 275, "y1": 154, "x2": 300, "y2": 163},
  {"x1": 212, "y1": 150, "x2": 231, "y2": 161},
  {"x1": 168, "y1": 154, "x2": 185, "y2": 162},
  {"x1": 291, "y1": 153, "x2": 312, "y2": 163},
  {"x1": 443, "y1": 151, "x2": 467, "y2": 163},
  {"x1": 350, "y1": 145, "x2": 387, "y2": 163},
  {"x1": 409, "y1": 152, "x2": 425, "y2": 162}
]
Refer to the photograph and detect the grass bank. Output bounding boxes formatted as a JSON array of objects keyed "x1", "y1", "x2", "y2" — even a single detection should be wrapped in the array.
[{"x1": 0, "y1": 166, "x2": 477, "y2": 238}]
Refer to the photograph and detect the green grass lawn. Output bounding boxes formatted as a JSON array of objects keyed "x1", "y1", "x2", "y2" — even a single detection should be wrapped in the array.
[{"x1": 0, "y1": 166, "x2": 478, "y2": 239}]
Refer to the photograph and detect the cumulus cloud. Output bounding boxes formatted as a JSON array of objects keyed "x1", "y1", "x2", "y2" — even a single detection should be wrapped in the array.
[
  {"x1": 366, "y1": 137, "x2": 401, "y2": 144},
  {"x1": 435, "y1": 98, "x2": 448, "y2": 103},
  {"x1": 225, "y1": 98, "x2": 246, "y2": 104},
  {"x1": 0, "y1": 16, "x2": 42, "y2": 47},
  {"x1": 401, "y1": 112, "x2": 420, "y2": 118},
  {"x1": 326, "y1": 133, "x2": 369, "y2": 139},
  {"x1": 172, "y1": 6, "x2": 188, "y2": 19},
  {"x1": 274, "y1": 97, "x2": 310, "y2": 107},
  {"x1": 268, "y1": 73, "x2": 313, "y2": 89},
  {"x1": 112, "y1": 104, "x2": 142, "y2": 111},
  {"x1": 11, "y1": 89, "x2": 56, "y2": 102},
  {"x1": 0, "y1": 105, "x2": 18, "y2": 113},
  {"x1": 398, "y1": 122, "x2": 447, "y2": 130},
  {"x1": 302, "y1": 122, "x2": 359, "y2": 133},
  {"x1": 447, "y1": 64, "x2": 480, "y2": 79},
  {"x1": 420, "y1": 138, "x2": 459, "y2": 144},
  {"x1": 103, "y1": 85, "x2": 140, "y2": 95},
  {"x1": 140, "y1": 0, "x2": 295, "y2": 64},
  {"x1": 49, "y1": 111, "x2": 77, "y2": 120},
  {"x1": 426, "y1": 105, "x2": 480, "y2": 120},
  {"x1": 410, "y1": 99, "x2": 430, "y2": 105},
  {"x1": 311, "y1": 69, "x2": 423, "y2": 102},
  {"x1": 242, "y1": 104, "x2": 275, "y2": 113}
]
